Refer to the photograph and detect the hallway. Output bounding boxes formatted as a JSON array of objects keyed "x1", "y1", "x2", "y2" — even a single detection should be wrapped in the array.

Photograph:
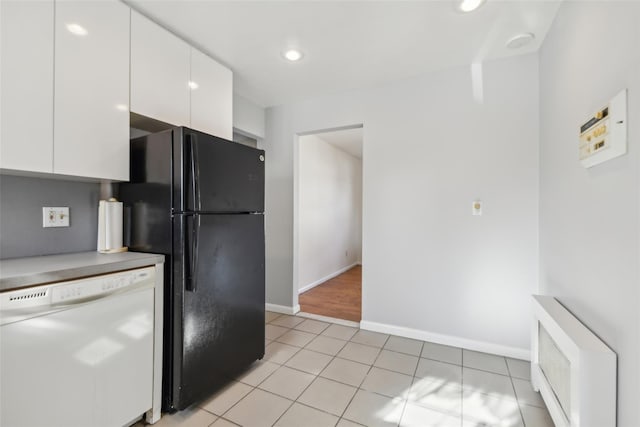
[{"x1": 299, "y1": 265, "x2": 361, "y2": 322}]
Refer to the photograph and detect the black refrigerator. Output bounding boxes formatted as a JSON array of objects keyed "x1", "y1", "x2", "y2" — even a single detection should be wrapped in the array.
[{"x1": 119, "y1": 127, "x2": 265, "y2": 411}]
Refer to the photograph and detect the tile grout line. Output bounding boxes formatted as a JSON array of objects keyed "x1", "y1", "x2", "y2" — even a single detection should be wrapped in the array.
[
  {"x1": 207, "y1": 415, "x2": 240, "y2": 427},
  {"x1": 327, "y1": 330, "x2": 368, "y2": 423},
  {"x1": 212, "y1": 382, "x2": 257, "y2": 422},
  {"x1": 260, "y1": 321, "x2": 365, "y2": 424},
  {"x1": 359, "y1": 363, "x2": 415, "y2": 379},
  {"x1": 267, "y1": 324, "x2": 504, "y2": 424},
  {"x1": 340, "y1": 334, "x2": 400, "y2": 426},
  {"x1": 274, "y1": 315, "x2": 526, "y2": 371},
  {"x1": 236, "y1": 317, "x2": 540, "y2": 426},
  {"x1": 506, "y1": 357, "x2": 528, "y2": 427},
  {"x1": 220, "y1": 417, "x2": 240, "y2": 426},
  {"x1": 268, "y1": 391, "x2": 297, "y2": 426},
  {"x1": 292, "y1": 332, "x2": 353, "y2": 424},
  {"x1": 231, "y1": 373, "x2": 345, "y2": 424},
  {"x1": 275, "y1": 340, "x2": 379, "y2": 390},
  {"x1": 459, "y1": 354, "x2": 515, "y2": 377},
  {"x1": 265, "y1": 313, "x2": 283, "y2": 324},
  {"x1": 264, "y1": 341, "x2": 304, "y2": 366},
  {"x1": 219, "y1": 370, "x2": 299, "y2": 426},
  {"x1": 293, "y1": 321, "x2": 332, "y2": 335},
  {"x1": 397, "y1": 340, "x2": 425, "y2": 427},
  {"x1": 461, "y1": 346, "x2": 465, "y2": 426},
  {"x1": 219, "y1": 326, "x2": 301, "y2": 425},
  {"x1": 305, "y1": 336, "x2": 349, "y2": 357}
]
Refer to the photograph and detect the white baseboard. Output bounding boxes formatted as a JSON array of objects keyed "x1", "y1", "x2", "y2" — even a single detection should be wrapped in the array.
[
  {"x1": 299, "y1": 262, "x2": 359, "y2": 294},
  {"x1": 360, "y1": 320, "x2": 530, "y2": 361},
  {"x1": 266, "y1": 303, "x2": 301, "y2": 315},
  {"x1": 296, "y1": 311, "x2": 360, "y2": 328}
]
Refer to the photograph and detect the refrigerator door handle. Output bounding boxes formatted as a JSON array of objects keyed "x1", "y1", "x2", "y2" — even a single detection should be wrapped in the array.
[
  {"x1": 186, "y1": 214, "x2": 200, "y2": 292},
  {"x1": 188, "y1": 136, "x2": 201, "y2": 212},
  {"x1": 184, "y1": 215, "x2": 191, "y2": 291}
]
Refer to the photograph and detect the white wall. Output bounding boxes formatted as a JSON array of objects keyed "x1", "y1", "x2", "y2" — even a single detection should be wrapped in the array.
[
  {"x1": 298, "y1": 134, "x2": 362, "y2": 292},
  {"x1": 538, "y1": 3, "x2": 640, "y2": 426},
  {"x1": 233, "y1": 93, "x2": 265, "y2": 138},
  {"x1": 264, "y1": 53, "x2": 539, "y2": 356},
  {"x1": 265, "y1": 93, "x2": 365, "y2": 308}
]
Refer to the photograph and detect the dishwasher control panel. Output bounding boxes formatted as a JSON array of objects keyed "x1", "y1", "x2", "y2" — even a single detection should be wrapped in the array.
[
  {"x1": 1, "y1": 266, "x2": 156, "y2": 326},
  {"x1": 51, "y1": 267, "x2": 154, "y2": 304}
]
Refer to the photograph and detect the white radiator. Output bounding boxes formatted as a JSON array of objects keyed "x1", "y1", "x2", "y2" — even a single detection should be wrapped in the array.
[{"x1": 531, "y1": 296, "x2": 616, "y2": 427}]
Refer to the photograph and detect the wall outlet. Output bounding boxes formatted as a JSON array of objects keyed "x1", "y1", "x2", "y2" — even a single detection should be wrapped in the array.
[{"x1": 42, "y1": 207, "x2": 70, "y2": 227}]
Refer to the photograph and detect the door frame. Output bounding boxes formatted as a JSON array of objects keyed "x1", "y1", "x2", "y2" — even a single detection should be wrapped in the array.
[{"x1": 292, "y1": 123, "x2": 364, "y2": 316}]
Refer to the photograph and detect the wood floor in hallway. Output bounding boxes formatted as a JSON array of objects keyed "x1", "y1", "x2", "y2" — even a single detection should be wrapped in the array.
[{"x1": 299, "y1": 265, "x2": 362, "y2": 322}]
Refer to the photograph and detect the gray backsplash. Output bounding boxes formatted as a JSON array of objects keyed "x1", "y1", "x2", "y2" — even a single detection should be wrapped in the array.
[{"x1": 0, "y1": 175, "x2": 101, "y2": 259}]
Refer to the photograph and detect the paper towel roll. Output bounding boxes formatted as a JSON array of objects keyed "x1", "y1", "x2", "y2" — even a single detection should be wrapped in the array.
[{"x1": 97, "y1": 198, "x2": 127, "y2": 253}]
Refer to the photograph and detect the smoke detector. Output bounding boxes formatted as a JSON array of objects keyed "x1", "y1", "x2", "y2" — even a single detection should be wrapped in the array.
[{"x1": 506, "y1": 33, "x2": 535, "y2": 49}]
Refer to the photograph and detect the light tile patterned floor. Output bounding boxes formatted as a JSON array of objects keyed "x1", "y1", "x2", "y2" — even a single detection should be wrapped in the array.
[{"x1": 137, "y1": 312, "x2": 554, "y2": 427}]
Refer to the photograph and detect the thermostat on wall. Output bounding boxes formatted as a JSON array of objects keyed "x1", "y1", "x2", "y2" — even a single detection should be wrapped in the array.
[{"x1": 579, "y1": 89, "x2": 627, "y2": 168}]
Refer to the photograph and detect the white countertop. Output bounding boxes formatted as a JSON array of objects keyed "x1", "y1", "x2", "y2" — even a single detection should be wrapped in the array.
[{"x1": 0, "y1": 251, "x2": 165, "y2": 292}]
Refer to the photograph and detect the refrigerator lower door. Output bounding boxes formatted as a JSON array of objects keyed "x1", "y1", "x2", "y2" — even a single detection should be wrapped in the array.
[{"x1": 172, "y1": 213, "x2": 265, "y2": 410}]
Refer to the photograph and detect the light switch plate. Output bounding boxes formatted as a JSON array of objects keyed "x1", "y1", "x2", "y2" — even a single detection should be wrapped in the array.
[
  {"x1": 472, "y1": 200, "x2": 482, "y2": 216},
  {"x1": 42, "y1": 207, "x2": 70, "y2": 227}
]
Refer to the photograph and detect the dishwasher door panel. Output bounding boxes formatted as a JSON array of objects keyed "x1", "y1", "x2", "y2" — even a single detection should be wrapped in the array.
[{"x1": 0, "y1": 287, "x2": 154, "y2": 427}]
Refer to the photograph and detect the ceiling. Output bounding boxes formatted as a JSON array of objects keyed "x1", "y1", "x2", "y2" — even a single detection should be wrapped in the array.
[
  {"x1": 315, "y1": 127, "x2": 363, "y2": 159},
  {"x1": 128, "y1": 0, "x2": 562, "y2": 108}
]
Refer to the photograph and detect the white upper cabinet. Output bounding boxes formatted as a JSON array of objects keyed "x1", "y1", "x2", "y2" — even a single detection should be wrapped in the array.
[
  {"x1": 53, "y1": 0, "x2": 130, "y2": 181},
  {"x1": 0, "y1": 0, "x2": 54, "y2": 173},
  {"x1": 1, "y1": 2, "x2": 233, "y2": 181},
  {"x1": 130, "y1": 12, "x2": 233, "y2": 139},
  {"x1": 131, "y1": 10, "x2": 190, "y2": 127},
  {"x1": 190, "y1": 48, "x2": 233, "y2": 140}
]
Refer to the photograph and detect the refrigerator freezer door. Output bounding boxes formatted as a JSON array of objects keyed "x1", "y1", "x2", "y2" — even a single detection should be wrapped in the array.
[
  {"x1": 181, "y1": 129, "x2": 265, "y2": 213},
  {"x1": 172, "y1": 213, "x2": 265, "y2": 410}
]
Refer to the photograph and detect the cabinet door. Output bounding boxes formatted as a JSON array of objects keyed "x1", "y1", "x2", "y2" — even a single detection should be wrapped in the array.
[
  {"x1": 54, "y1": 0, "x2": 130, "y2": 181},
  {"x1": 131, "y1": 10, "x2": 190, "y2": 127},
  {"x1": 190, "y1": 48, "x2": 233, "y2": 140},
  {"x1": 0, "y1": 0, "x2": 54, "y2": 173}
]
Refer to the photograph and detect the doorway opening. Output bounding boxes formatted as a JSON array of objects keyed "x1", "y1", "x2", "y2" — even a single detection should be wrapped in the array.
[{"x1": 294, "y1": 126, "x2": 363, "y2": 322}]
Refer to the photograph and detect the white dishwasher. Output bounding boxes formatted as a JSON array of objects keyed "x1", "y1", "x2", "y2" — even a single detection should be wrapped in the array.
[{"x1": 0, "y1": 266, "x2": 156, "y2": 427}]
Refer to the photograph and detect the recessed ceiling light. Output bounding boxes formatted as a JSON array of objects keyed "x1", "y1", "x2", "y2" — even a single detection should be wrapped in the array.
[
  {"x1": 283, "y1": 49, "x2": 303, "y2": 62},
  {"x1": 115, "y1": 104, "x2": 128, "y2": 112},
  {"x1": 506, "y1": 33, "x2": 535, "y2": 49},
  {"x1": 188, "y1": 81, "x2": 199, "y2": 90},
  {"x1": 66, "y1": 23, "x2": 88, "y2": 36},
  {"x1": 457, "y1": 0, "x2": 485, "y2": 13}
]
